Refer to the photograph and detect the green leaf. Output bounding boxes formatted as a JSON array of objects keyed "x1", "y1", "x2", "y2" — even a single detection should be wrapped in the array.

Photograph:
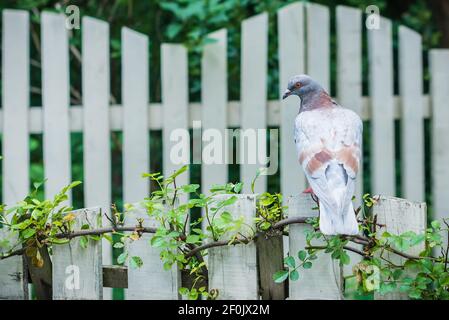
[
  {"x1": 166, "y1": 23, "x2": 183, "y2": 39},
  {"x1": 289, "y1": 270, "x2": 299, "y2": 281},
  {"x1": 150, "y1": 236, "x2": 165, "y2": 247},
  {"x1": 79, "y1": 236, "x2": 88, "y2": 249},
  {"x1": 179, "y1": 287, "x2": 189, "y2": 296},
  {"x1": 340, "y1": 251, "x2": 350, "y2": 265},
  {"x1": 233, "y1": 183, "x2": 243, "y2": 193},
  {"x1": 297, "y1": 250, "x2": 307, "y2": 261},
  {"x1": 113, "y1": 242, "x2": 124, "y2": 249},
  {"x1": 117, "y1": 252, "x2": 128, "y2": 265},
  {"x1": 303, "y1": 261, "x2": 313, "y2": 269},
  {"x1": 220, "y1": 211, "x2": 233, "y2": 223},
  {"x1": 431, "y1": 220, "x2": 441, "y2": 229},
  {"x1": 130, "y1": 256, "x2": 143, "y2": 269},
  {"x1": 408, "y1": 288, "x2": 422, "y2": 299},
  {"x1": 181, "y1": 184, "x2": 200, "y2": 193},
  {"x1": 21, "y1": 228, "x2": 36, "y2": 239},
  {"x1": 186, "y1": 235, "x2": 200, "y2": 244},
  {"x1": 273, "y1": 270, "x2": 289, "y2": 283},
  {"x1": 285, "y1": 256, "x2": 296, "y2": 268}
]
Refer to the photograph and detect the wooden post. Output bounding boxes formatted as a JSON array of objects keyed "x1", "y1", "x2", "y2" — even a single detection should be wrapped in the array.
[
  {"x1": 287, "y1": 194, "x2": 343, "y2": 299},
  {"x1": 256, "y1": 234, "x2": 286, "y2": 300},
  {"x1": 374, "y1": 196, "x2": 427, "y2": 300},
  {"x1": 24, "y1": 245, "x2": 52, "y2": 300},
  {"x1": 52, "y1": 207, "x2": 103, "y2": 300},
  {"x1": 208, "y1": 194, "x2": 258, "y2": 299},
  {"x1": 125, "y1": 203, "x2": 181, "y2": 299}
]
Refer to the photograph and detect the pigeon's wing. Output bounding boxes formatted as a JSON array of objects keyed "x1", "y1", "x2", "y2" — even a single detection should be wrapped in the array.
[
  {"x1": 294, "y1": 108, "x2": 362, "y2": 211},
  {"x1": 294, "y1": 110, "x2": 337, "y2": 210},
  {"x1": 333, "y1": 109, "x2": 363, "y2": 214}
]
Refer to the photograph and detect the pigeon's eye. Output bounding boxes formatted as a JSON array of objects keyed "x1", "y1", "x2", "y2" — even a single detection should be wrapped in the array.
[{"x1": 295, "y1": 82, "x2": 302, "y2": 88}]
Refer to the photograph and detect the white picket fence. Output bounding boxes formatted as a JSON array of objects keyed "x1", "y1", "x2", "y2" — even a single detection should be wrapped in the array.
[
  {"x1": 0, "y1": 2, "x2": 448, "y2": 299},
  {"x1": 0, "y1": 194, "x2": 427, "y2": 300}
]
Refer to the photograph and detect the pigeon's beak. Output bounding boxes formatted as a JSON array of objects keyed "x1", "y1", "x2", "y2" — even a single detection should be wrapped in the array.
[{"x1": 282, "y1": 89, "x2": 291, "y2": 100}]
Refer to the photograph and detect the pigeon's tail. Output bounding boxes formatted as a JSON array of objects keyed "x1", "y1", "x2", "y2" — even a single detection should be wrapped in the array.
[{"x1": 319, "y1": 198, "x2": 359, "y2": 236}]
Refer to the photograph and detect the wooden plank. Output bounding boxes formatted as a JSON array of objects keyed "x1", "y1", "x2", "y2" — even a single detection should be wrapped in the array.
[
  {"x1": 240, "y1": 13, "x2": 268, "y2": 194},
  {"x1": 306, "y1": 3, "x2": 330, "y2": 91},
  {"x1": 336, "y1": 5, "x2": 363, "y2": 279},
  {"x1": 2, "y1": 9, "x2": 30, "y2": 205},
  {"x1": 41, "y1": 12, "x2": 71, "y2": 201},
  {"x1": 430, "y1": 49, "x2": 449, "y2": 242},
  {"x1": 287, "y1": 194, "x2": 343, "y2": 299},
  {"x1": 161, "y1": 44, "x2": 189, "y2": 199},
  {"x1": 24, "y1": 244, "x2": 52, "y2": 299},
  {"x1": 0, "y1": 229, "x2": 28, "y2": 300},
  {"x1": 122, "y1": 27, "x2": 149, "y2": 203},
  {"x1": 367, "y1": 17, "x2": 395, "y2": 196},
  {"x1": 208, "y1": 194, "x2": 258, "y2": 299},
  {"x1": 103, "y1": 265, "x2": 128, "y2": 288},
  {"x1": 399, "y1": 26, "x2": 425, "y2": 202},
  {"x1": 125, "y1": 203, "x2": 180, "y2": 299},
  {"x1": 373, "y1": 196, "x2": 426, "y2": 300},
  {"x1": 82, "y1": 17, "x2": 112, "y2": 299},
  {"x1": 278, "y1": 2, "x2": 306, "y2": 196},
  {"x1": 256, "y1": 235, "x2": 285, "y2": 300},
  {"x1": 52, "y1": 207, "x2": 103, "y2": 300},
  {"x1": 201, "y1": 29, "x2": 228, "y2": 193},
  {"x1": 0, "y1": 10, "x2": 30, "y2": 300}
]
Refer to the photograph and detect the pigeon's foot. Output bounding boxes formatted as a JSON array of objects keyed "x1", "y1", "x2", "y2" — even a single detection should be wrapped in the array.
[{"x1": 302, "y1": 187, "x2": 314, "y2": 194}]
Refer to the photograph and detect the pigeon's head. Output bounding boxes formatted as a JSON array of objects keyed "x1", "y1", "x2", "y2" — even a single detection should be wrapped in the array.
[{"x1": 282, "y1": 74, "x2": 323, "y2": 100}]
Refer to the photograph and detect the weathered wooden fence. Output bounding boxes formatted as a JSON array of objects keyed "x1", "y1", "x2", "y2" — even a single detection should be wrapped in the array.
[
  {"x1": 0, "y1": 1, "x2": 446, "y2": 299},
  {"x1": 0, "y1": 194, "x2": 427, "y2": 300}
]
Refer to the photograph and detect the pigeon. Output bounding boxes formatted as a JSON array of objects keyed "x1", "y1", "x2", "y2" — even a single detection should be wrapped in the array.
[{"x1": 283, "y1": 74, "x2": 362, "y2": 235}]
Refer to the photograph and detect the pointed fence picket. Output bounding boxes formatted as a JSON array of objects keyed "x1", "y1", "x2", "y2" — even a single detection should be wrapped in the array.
[
  {"x1": 41, "y1": 12, "x2": 72, "y2": 202},
  {"x1": 368, "y1": 17, "x2": 395, "y2": 196},
  {"x1": 240, "y1": 13, "x2": 268, "y2": 194},
  {"x1": 336, "y1": 5, "x2": 364, "y2": 277},
  {"x1": 201, "y1": 29, "x2": 228, "y2": 195},
  {"x1": 1, "y1": 1, "x2": 449, "y2": 300},
  {"x1": 399, "y1": 27, "x2": 425, "y2": 203},
  {"x1": 161, "y1": 44, "x2": 190, "y2": 200},
  {"x1": 430, "y1": 49, "x2": 449, "y2": 248},
  {"x1": 82, "y1": 17, "x2": 112, "y2": 299}
]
